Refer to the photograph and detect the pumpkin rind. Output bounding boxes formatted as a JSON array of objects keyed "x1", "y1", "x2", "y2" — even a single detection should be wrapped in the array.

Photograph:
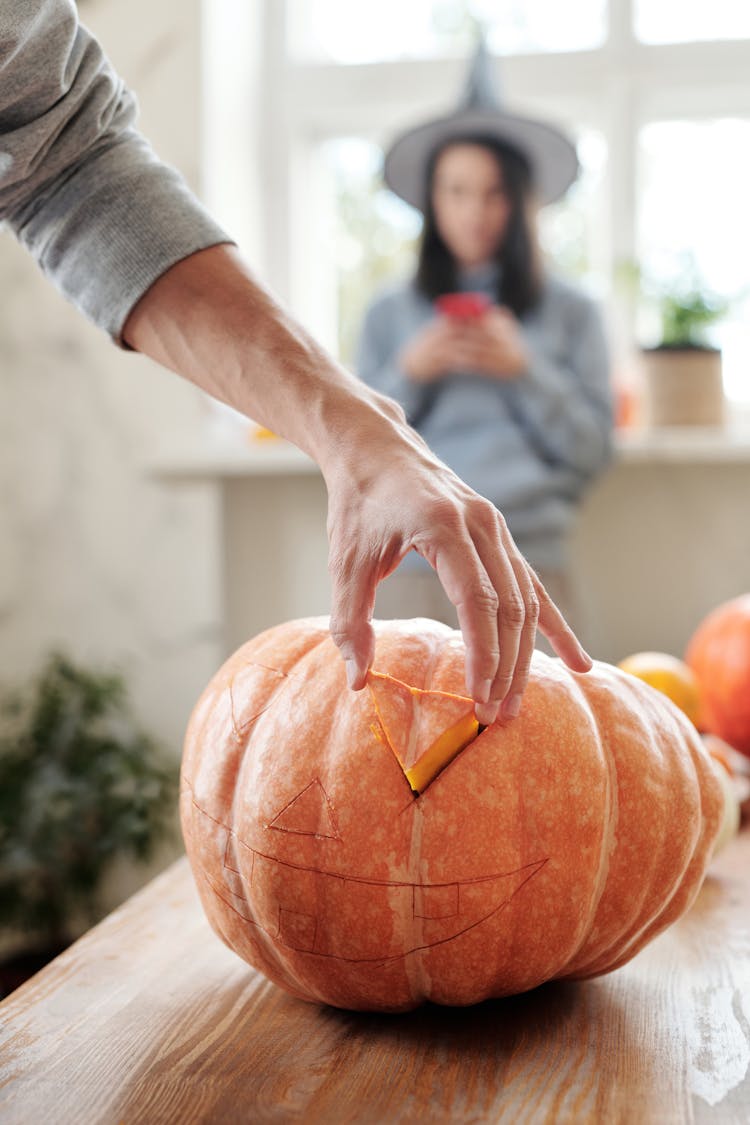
[
  {"x1": 686, "y1": 594, "x2": 750, "y2": 755},
  {"x1": 181, "y1": 617, "x2": 723, "y2": 1012}
]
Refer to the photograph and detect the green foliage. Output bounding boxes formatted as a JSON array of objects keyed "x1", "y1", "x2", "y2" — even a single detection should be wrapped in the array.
[
  {"x1": 616, "y1": 258, "x2": 730, "y2": 349},
  {"x1": 0, "y1": 654, "x2": 177, "y2": 945},
  {"x1": 659, "y1": 289, "x2": 728, "y2": 348}
]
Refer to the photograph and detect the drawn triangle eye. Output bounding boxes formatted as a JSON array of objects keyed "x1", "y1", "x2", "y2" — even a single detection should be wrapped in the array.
[{"x1": 268, "y1": 779, "x2": 341, "y2": 840}]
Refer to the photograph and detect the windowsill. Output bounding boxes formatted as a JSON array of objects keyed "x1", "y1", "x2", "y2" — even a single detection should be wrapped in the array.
[
  {"x1": 147, "y1": 436, "x2": 317, "y2": 480},
  {"x1": 147, "y1": 422, "x2": 750, "y2": 480},
  {"x1": 614, "y1": 422, "x2": 750, "y2": 463}
]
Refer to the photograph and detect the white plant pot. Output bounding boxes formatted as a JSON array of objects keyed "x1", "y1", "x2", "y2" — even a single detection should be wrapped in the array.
[{"x1": 641, "y1": 346, "x2": 725, "y2": 428}]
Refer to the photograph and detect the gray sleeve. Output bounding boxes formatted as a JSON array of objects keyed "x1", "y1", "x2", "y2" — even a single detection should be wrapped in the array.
[
  {"x1": 505, "y1": 296, "x2": 614, "y2": 480},
  {"x1": 356, "y1": 297, "x2": 431, "y2": 424},
  {"x1": 0, "y1": 0, "x2": 231, "y2": 343}
]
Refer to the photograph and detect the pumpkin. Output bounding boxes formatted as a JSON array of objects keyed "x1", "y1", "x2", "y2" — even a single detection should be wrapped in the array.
[
  {"x1": 686, "y1": 594, "x2": 750, "y2": 755},
  {"x1": 181, "y1": 617, "x2": 724, "y2": 1013},
  {"x1": 702, "y1": 736, "x2": 742, "y2": 854},
  {"x1": 617, "y1": 651, "x2": 701, "y2": 726}
]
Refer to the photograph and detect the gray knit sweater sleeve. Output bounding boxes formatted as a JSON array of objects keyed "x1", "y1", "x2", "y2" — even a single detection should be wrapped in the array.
[{"x1": 0, "y1": 0, "x2": 231, "y2": 342}]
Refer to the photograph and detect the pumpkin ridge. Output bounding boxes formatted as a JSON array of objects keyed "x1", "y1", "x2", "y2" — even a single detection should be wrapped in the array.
[
  {"x1": 565, "y1": 674, "x2": 705, "y2": 978},
  {"x1": 553, "y1": 668, "x2": 618, "y2": 976},
  {"x1": 561, "y1": 670, "x2": 664, "y2": 977},
  {"x1": 595, "y1": 720, "x2": 723, "y2": 974}
]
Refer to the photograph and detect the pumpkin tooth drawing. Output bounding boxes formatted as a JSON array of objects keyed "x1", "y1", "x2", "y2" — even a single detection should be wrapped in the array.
[{"x1": 190, "y1": 802, "x2": 548, "y2": 964}]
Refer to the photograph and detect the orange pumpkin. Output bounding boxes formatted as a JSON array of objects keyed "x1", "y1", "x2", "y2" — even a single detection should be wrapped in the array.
[
  {"x1": 686, "y1": 594, "x2": 750, "y2": 755},
  {"x1": 617, "y1": 651, "x2": 702, "y2": 726},
  {"x1": 181, "y1": 618, "x2": 723, "y2": 1012}
]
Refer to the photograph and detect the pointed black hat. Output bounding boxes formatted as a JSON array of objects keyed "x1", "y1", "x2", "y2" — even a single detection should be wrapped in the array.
[{"x1": 383, "y1": 37, "x2": 579, "y2": 210}]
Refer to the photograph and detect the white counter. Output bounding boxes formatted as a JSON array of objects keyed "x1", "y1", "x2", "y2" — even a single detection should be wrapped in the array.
[
  {"x1": 148, "y1": 426, "x2": 750, "y2": 663},
  {"x1": 150, "y1": 425, "x2": 750, "y2": 479}
]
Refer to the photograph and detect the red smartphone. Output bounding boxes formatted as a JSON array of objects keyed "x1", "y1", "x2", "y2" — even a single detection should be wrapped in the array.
[{"x1": 435, "y1": 292, "x2": 492, "y2": 320}]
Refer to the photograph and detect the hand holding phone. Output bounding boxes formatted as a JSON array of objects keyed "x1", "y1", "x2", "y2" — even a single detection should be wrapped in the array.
[{"x1": 435, "y1": 292, "x2": 492, "y2": 321}]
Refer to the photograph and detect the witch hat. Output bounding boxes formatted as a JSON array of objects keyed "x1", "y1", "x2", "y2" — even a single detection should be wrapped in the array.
[{"x1": 383, "y1": 35, "x2": 579, "y2": 210}]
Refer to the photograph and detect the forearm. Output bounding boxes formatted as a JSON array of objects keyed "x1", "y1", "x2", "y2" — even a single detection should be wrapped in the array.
[{"x1": 122, "y1": 244, "x2": 413, "y2": 478}]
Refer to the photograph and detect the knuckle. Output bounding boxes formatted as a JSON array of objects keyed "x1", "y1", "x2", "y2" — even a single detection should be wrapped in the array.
[
  {"x1": 500, "y1": 594, "x2": 526, "y2": 627},
  {"x1": 525, "y1": 592, "x2": 541, "y2": 626},
  {"x1": 427, "y1": 495, "x2": 462, "y2": 525},
  {"x1": 491, "y1": 670, "x2": 515, "y2": 693},
  {"x1": 328, "y1": 615, "x2": 356, "y2": 646},
  {"x1": 465, "y1": 581, "x2": 500, "y2": 616},
  {"x1": 468, "y1": 495, "x2": 497, "y2": 526}
]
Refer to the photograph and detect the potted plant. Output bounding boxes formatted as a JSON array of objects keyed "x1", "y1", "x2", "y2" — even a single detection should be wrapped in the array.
[
  {"x1": 0, "y1": 653, "x2": 178, "y2": 998},
  {"x1": 640, "y1": 278, "x2": 729, "y2": 428}
]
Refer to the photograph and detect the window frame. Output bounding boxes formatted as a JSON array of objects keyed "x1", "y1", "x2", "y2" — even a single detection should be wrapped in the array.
[{"x1": 204, "y1": 0, "x2": 750, "y2": 370}]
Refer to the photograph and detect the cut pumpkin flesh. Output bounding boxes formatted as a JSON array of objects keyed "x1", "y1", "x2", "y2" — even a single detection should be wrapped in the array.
[{"x1": 368, "y1": 671, "x2": 480, "y2": 793}]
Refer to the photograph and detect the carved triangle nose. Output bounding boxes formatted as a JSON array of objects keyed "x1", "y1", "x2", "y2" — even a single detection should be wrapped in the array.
[{"x1": 368, "y1": 670, "x2": 481, "y2": 793}]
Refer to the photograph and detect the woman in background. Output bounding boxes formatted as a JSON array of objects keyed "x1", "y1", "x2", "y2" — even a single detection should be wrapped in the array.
[{"x1": 358, "y1": 41, "x2": 614, "y2": 639}]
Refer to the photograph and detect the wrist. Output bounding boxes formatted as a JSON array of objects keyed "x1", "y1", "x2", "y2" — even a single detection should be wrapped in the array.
[{"x1": 313, "y1": 380, "x2": 415, "y2": 486}]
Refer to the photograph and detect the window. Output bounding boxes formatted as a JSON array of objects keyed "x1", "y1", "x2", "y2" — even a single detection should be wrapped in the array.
[
  {"x1": 637, "y1": 118, "x2": 750, "y2": 404},
  {"x1": 313, "y1": 128, "x2": 608, "y2": 366},
  {"x1": 205, "y1": 1, "x2": 750, "y2": 410},
  {"x1": 635, "y1": 0, "x2": 750, "y2": 45},
  {"x1": 288, "y1": 0, "x2": 606, "y2": 62},
  {"x1": 315, "y1": 139, "x2": 420, "y2": 366}
]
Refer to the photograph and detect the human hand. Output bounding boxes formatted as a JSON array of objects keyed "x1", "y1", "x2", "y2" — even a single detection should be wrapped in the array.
[
  {"x1": 399, "y1": 317, "x2": 478, "y2": 383},
  {"x1": 122, "y1": 245, "x2": 588, "y2": 726},
  {"x1": 324, "y1": 395, "x2": 592, "y2": 726},
  {"x1": 446, "y1": 306, "x2": 529, "y2": 380}
]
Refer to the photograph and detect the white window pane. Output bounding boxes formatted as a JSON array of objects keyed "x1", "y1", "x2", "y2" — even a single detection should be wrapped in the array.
[
  {"x1": 637, "y1": 119, "x2": 750, "y2": 405},
  {"x1": 309, "y1": 129, "x2": 606, "y2": 365},
  {"x1": 317, "y1": 138, "x2": 422, "y2": 363},
  {"x1": 635, "y1": 0, "x2": 750, "y2": 44},
  {"x1": 289, "y1": 0, "x2": 605, "y2": 63},
  {"x1": 538, "y1": 128, "x2": 608, "y2": 289}
]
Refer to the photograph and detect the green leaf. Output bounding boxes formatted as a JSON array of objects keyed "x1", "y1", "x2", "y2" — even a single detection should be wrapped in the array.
[{"x1": 0, "y1": 653, "x2": 178, "y2": 945}]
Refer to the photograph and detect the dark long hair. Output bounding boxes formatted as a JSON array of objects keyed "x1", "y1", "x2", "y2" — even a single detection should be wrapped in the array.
[{"x1": 415, "y1": 135, "x2": 543, "y2": 318}]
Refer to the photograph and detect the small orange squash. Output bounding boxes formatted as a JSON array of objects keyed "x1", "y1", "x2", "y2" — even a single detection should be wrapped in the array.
[
  {"x1": 181, "y1": 618, "x2": 723, "y2": 1012},
  {"x1": 686, "y1": 594, "x2": 750, "y2": 755},
  {"x1": 617, "y1": 651, "x2": 702, "y2": 726}
]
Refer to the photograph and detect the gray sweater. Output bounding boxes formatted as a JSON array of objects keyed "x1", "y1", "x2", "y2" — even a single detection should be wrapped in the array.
[
  {"x1": 0, "y1": 0, "x2": 229, "y2": 342},
  {"x1": 357, "y1": 269, "x2": 614, "y2": 571}
]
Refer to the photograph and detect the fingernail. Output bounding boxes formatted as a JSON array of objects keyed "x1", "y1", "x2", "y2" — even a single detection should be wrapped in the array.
[
  {"x1": 346, "y1": 659, "x2": 358, "y2": 689},
  {"x1": 477, "y1": 679, "x2": 493, "y2": 704},
  {"x1": 502, "y1": 693, "x2": 523, "y2": 719},
  {"x1": 475, "y1": 701, "x2": 500, "y2": 726}
]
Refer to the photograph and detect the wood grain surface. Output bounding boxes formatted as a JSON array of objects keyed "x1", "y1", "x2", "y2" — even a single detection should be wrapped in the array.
[{"x1": 1, "y1": 830, "x2": 748, "y2": 1125}]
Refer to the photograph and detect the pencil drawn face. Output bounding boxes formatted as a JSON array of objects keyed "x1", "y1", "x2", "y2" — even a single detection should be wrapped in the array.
[
  {"x1": 180, "y1": 621, "x2": 561, "y2": 1007},
  {"x1": 191, "y1": 703, "x2": 547, "y2": 967}
]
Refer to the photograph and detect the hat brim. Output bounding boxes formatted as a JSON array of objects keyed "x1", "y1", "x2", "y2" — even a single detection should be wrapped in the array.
[{"x1": 383, "y1": 108, "x2": 579, "y2": 210}]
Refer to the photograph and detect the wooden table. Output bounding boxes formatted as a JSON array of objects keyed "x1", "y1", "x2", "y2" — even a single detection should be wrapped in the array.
[{"x1": 1, "y1": 831, "x2": 748, "y2": 1125}]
